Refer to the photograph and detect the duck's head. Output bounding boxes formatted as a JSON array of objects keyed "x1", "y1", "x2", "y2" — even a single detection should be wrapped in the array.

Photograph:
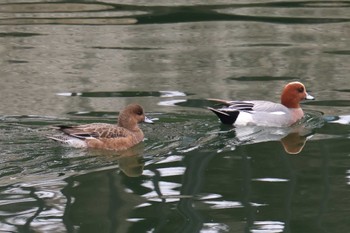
[
  {"x1": 281, "y1": 82, "x2": 314, "y2": 108},
  {"x1": 118, "y1": 104, "x2": 153, "y2": 129}
]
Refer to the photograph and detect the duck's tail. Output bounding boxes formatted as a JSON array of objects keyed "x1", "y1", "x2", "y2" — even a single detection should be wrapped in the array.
[{"x1": 206, "y1": 98, "x2": 232, "y2": 106}]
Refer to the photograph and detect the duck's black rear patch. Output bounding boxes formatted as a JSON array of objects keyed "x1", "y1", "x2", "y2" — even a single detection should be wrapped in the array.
[{"x1": 208, "y1": 107, "x2": 239, "y2": 125}]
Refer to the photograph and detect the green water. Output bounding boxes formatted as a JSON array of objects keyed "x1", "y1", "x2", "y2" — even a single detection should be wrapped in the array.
[{"x1": 1, "y1": 1, "x2": 350, "y2": 233}]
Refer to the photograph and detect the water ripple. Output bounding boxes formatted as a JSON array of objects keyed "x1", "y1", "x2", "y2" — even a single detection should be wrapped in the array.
[
  {"x1": 205, "y1": 200, "x2": 243, "y2": 209},
  {"x1": 1, "y1": 2, "x2": 350, "y2": 25},
  {"x1": 202, "y1": 223, "x2": 230, "y2": 232},
  {"x1": 0, "y1": 182, "x2": 67, "y2": 232},
  {"x1": 252, "y1": 178, "x2": 289, "y2": 182},
  {"x1": 56, "y1": 90, "x2": 189, "y2": 98}
]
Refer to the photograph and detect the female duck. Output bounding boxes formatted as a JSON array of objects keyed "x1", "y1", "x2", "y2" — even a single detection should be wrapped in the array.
[{"x1": 49, "y1": 104, "x2": 153, "y2": 150}]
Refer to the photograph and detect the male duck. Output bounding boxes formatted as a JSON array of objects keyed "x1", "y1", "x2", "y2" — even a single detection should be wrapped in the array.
[
  {"x1": 49, "y1": 104, "x2": 153, "y2": 150},
  {"x1": 208, "y1": 82, "x2": 314, "y2": 127}
]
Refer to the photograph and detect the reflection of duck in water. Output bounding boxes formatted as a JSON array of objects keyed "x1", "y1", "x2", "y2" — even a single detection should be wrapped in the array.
[
  {"x1": 280, "y1": 131, "x2": 309, "y2": 154},
  {"x1": 63, "y1": 144, "x2": 147, "y2": 233},
  {"x1": 118, "y1": 154, "x2": 144, "y2": 177},
  {"x1": 117, "y1": 144, "x2": 145, "y2": 177},
  {"x1": 58, "y1": 142, "x2": 146, "y2": 177},
  {"x1": 88, "y1": 143, "x2": 146, "y2": 177},
  {"x1": 48, "y1": 104, "x2": 153, "y2": 150},
  {"x1": 227, "y1": 124, "x2": 315, "y2": 154}
]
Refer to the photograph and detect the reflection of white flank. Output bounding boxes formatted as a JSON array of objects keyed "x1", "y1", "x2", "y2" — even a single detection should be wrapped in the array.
[
  {"x1": 158, "y1": 99, "x2": 186, "y2": 106},
  {"x1": 159, "y1": 91, "x2": 186, "y2": 97},
  {"x1": 251, "y1": 221, "x2": 285, "y2": 233}
]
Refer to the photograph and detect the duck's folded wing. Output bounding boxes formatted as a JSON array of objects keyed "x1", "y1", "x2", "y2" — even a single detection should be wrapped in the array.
[
  {"x1": 209, "y1": 99, "x2": 289, "y2": 113},
  {"x1": 57, "y1": 123, "x2": 129, "y2": 139},
  {"x1": 208, "y1": 99, "x2": 254, "y2": 110},
  {"x1": 225, "y1": 101, "x2": 255, "y2": 111},
  {"x1": 248, "y1": 101, "x2": 289, "y2": 113}
]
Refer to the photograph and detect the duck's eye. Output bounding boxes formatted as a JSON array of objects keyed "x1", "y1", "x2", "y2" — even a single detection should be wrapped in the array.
[
  {"x1": 297, "y1": 87, "x2": 304, "y2": 93},
  {"x1": 136, "y1": 110, "x2": 143, "y2": 115}
]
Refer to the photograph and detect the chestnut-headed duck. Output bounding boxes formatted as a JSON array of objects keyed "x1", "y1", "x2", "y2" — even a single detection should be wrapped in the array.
[
  {"x1": 208, "y1": 82, "x2": 314, "y2": 127},
  {"x1": 48, "y1": 104, "x2": 153, "y2": 150}
]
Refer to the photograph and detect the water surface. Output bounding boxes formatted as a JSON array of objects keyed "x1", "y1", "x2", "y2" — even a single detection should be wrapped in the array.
[{"x1": 1, "y1": 1, "x2": 350, "y2": 232}]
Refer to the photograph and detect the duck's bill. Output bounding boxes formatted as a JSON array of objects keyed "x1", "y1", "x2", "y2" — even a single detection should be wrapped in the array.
[
  {"x1": 144, "y1": 116, "x2": 154, "y2": 124},
  {"x1": 305, "y1": 92, "x2": 315, "y2": 100}
]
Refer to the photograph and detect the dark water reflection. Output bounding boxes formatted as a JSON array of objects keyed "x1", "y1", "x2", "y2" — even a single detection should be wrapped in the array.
[
  {"x1": 1, "y1": 0, "x2": 350, "y2": 232},
  {"x1": 1, "y1": 112, "x2": 349, "y2": 232},
  {"x1": 2, "y1": 1, "x2": 350, "y2": 25}
]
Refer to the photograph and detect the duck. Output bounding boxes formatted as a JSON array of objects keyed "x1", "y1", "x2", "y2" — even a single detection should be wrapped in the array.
[
  {"x1": 208, "y1": 81, "x2": 314, "y2": 127},
  {"x1": 48, "y1": 103, "x2": 153, "y2": 150}
]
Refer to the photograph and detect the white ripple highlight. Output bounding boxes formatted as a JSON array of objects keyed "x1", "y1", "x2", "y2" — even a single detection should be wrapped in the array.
[
  {"x1": 159, "y1": 90, "x2": 186, "y2": 97},
  {"x1": 253, "y1": 178, "x2": 289, "y2": 182},
  {"x1": 251, "y1": 221, "x2": 285, "y2": 233},
  {"x1": 56, "y1": 92, "x2": 82, "y2": 96}
]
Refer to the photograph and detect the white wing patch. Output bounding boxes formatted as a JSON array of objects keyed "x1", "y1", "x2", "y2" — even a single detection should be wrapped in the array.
[{"x1": 235, "y1": 112, "x2": 254, "y2": 126}]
